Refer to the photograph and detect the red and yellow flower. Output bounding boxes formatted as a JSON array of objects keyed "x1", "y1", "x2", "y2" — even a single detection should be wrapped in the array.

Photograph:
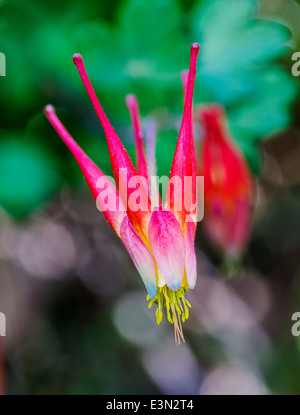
[
  {"x1": 198, "y1": 104, "x2": 253, "y2": 261},
  {"x1": 45, "y1": 43, "x2": 200, "y2": 343}
]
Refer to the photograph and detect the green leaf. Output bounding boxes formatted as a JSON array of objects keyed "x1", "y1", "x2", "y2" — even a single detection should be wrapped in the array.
[
  {"x1": 76, "y1": 0, "x2": 186, "y2": 115},
  {"x1": 191, "y1": 0, "x2": 297, "y2": 172},
  {"x1": 118, "y1": 0, "x2": 182, "y2": 53},
  {"x1": 228, "y1": 68, "x2": 297, "y2": 138},
  {"x1": 192, "y1": 0, "x2": 292, "y2": 104},
  {"x1": 0, "y1": 137, "x2": 61, "y2": 216}
]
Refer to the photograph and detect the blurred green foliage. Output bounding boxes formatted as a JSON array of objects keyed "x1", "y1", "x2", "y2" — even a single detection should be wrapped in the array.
[
  {"x1": 0, "y1": 138, "x2": 60, "y2": 216},
  {"x1": 0, "y1": 0, "x2": 296, "y2": 216},
  {"x1": 192, "y1": 0, "x2": 297, "y2": 171}
]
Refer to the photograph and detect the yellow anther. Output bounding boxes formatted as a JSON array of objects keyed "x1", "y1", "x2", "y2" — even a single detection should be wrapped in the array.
[
  {"x1": 146, "y1": 284, "x2": 191, "y2": 344},
  {"x1": 157, "y1": 311, "x2": 163, "y2": 325}
]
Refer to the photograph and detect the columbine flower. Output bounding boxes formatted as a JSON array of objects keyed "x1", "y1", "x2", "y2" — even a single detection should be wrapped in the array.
[
  {"x1": 44, "y1": 43, "x2": 200, "y2": 344},
  {"x1": 198, "y1": 104, "x2": 253, "y2": 261}
]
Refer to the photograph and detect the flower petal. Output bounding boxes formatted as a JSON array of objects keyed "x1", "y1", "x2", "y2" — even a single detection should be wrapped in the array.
[
  {"x1": 181, "y1": 69, "x2": 198, "y2": 224},
  {"x1": 166, "y1": 43, "x2": 199, "y2": 229},
  {"x1": 184, "y1": 220, "x2": 197, "y2": 288},
  {"x1": 72, "y1": 54, "x2": 151, "y2": 240},
  {"x1": 125, "y1": 94, "x2": 149, "y2": 181},
  {"x1": 120, "y1": 216, "x2": 157, "y2": 299},
  {"x1": 44, "y1": 105, "x2": 126, "y2": 236},
  {"x1": 148, "y1": 208, "x2": 185, "y2": 291}
]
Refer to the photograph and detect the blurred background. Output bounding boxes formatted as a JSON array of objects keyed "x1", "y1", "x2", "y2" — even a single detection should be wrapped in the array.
[{"x1": 0, "y1": 0, "x2": 300, "y2": 395}]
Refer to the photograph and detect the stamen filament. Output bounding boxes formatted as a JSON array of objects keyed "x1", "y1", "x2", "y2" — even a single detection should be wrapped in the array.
[{"x1": 147, "y1": 285, "x2": 191, "y2": 345}]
